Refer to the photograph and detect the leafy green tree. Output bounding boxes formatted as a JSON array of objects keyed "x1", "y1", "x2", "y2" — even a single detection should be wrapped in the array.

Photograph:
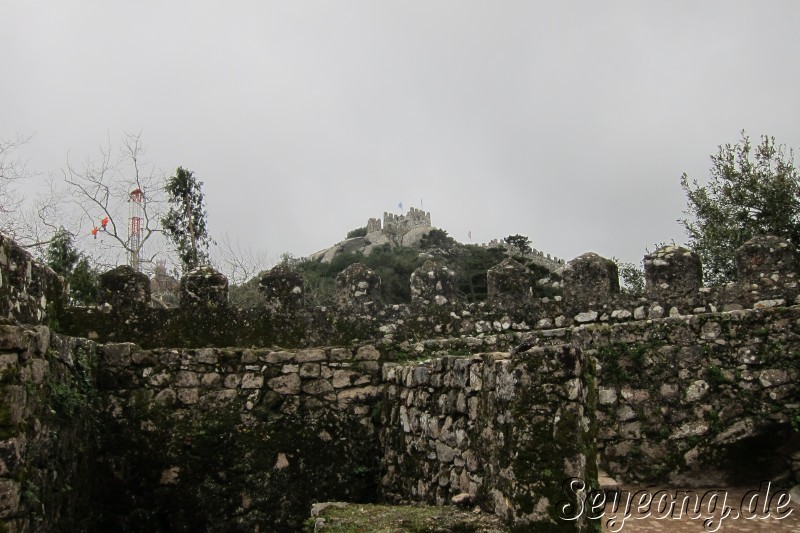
[
  {"x1": 45, "y1": 229, "x2": 98, "y2": 304},
  {"x1": 504, "y1": 234, "x2": 532, "y2": 256},
  {"x1": 612, "y1": 258, "x2": 644, "y2": 296},
  {"x1": 162, "y1": 167, "x2": 211, "y2": 272},
  {"x1": 680, "y1": 132, "x2": 800, "y2": 283},
  {"x1": 419, "y1": 229, "x2": 459, "y2": 258},
  {"x1": 346, "y1": 226, "x2": 367, "y2": 239}
]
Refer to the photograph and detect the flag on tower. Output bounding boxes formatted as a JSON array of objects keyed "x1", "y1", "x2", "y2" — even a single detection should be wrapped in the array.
[{"x1": 398, "y1": 202, "x2": 403, "y2": 211}]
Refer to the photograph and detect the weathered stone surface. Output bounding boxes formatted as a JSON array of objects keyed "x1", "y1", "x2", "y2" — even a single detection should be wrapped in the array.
[
  {"x1": 268, "y1": 373, "x2": 301, "y2": 394},
  {"x1": 335, "y1": 263, "x2": 381, "y2": 307},
  {"x1": 98, "y1": 265, "x2": 151, "y2": 310},
  {"x1": 736, "y1": 235, "x2": 797, "y2": 285},
  {"x1": 241, "y1": 372, "x2": 264, "y2": 389},
  {"x1": 180, "y1": 265, "x2": 229, "y2": 308},
  {"x1": 410, "y1": 260, "x2": 457, "y2": 305},
  {"x1": 0, "y1": 233, "x2": 67, "y2": 326},
  {"x1": 562, "y1": 252, "x2": 619, "y2": 310},
  {"x1": 486, "y1": 258, "x2": 534, "y2": 307},
  {"x1": 295, "y1": 349, "x2": 326, "y2": 363},
  {"x1": 574, "y1": 311, "x2": 598, "y2": 323},
  {"x1": 302, "y1": 379, "x2": 334, "y2": 396},
  {"x1": 5, "y1": 232, "x2": 800, "y2": 531},
  {"x1": 260, "y1": 264, "x2": 304, "y2": 312},
  {"x1": 0, "y1": 479, "x2": 21, "y2": 518},
  {"x1": 644, "y1": 245, "x2": 702, "y2": 299},
  {"x1": 355, "y1": 345, "x2": 380, "y2": 361},
  {"x1": 101, "y1": 342, "x2": 135, "y2": 366},
  {"x1": 175, "y1": 370, "x2": 200, "y2": 388}
]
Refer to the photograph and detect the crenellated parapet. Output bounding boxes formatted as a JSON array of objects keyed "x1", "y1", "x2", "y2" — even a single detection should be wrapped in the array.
[
  {"x1": 486, "y1": 257, "x2": 535, "y2": 308},
  {"x1": 49, "y1": 234, "x2": 800, "y2": 350},
  {"x1": 482, "y1": 238, "x2": 565, "y2": 270},
  {"x1": 644, "y1": 245, "x2": 703, "y2": 301},
  {"x1": 98, "y1": 265, "x2": 151, "y2": 312},
  {"x1": 259, "y1": 264, "x2": 304, "y2": 313},
  {"x1": 410, "y1": 260, "x2": 457, "y2": 306},
  {"x1": 180, "y1": 265, "x2": 229, "y2": 310},
  {"x1": 335, "y1": 263, "x2": 381, "y2": 308},
  {"x1": 366, "y1": 217, "x2": 382, "y2": 235},
  {"x1": 562, "y1": 252, "x2": 620, "y2": 313},
  {"x1": 382, "y1": 207, "x2": 431, "y2": 234}
]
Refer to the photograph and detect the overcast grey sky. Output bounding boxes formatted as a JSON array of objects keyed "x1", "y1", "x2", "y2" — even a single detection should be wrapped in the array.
[{"x1": 3, "y1": 1, "x2": 800, "y2": 268}]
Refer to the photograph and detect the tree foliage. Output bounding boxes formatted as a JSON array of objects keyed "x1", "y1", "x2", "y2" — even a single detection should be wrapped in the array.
[
  {"x1": 162, "y1": 167, "x2": 211, "y2": 272},
  {"x1": 45, "y1": 229, "x2": 98, "y2": 304},
  {"x1": 680, "y1": 132, "x2": 800, "y2": 284},
  {"x1": 612, "y1": 258, "x2": 644, "y2": 296},
  {"x1": 346, "y1": 226, "x2": 367, "y2": 239},
  {"x1": 291, "y1": 229, "x2": 551, "y2": 306},
  {"x1": 504, "y1": 234, "x2": 532, "y2": 256}
]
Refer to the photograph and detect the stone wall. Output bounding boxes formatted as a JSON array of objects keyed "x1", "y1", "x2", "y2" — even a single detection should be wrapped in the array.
[
  {"x1": 92, "y1": 343, "x2": 384, "y2": 531},
  {"x1": 581, "y1": 307, "x2": 800, "y2": 487},
  {"x1": 58, "y1": 236, "x2": 800, "y2": 355},
  {"x1": 380, "y1": 345, "x2": 596, "y2": 531},
  {"x1": 0, "y1": 233, "x2": 66, "y2": 326},
  {"x1": 382, "y1": 207, "x2": 431, "y2": 235},
  {"x1": 1, "y1": 233, "x2": 800, "y2": 530},
  {"x1": 483, "y1": 239, "x2": 566, "y2": 270},
  {"x1": 0, "y1": 322, "x2": 99, "y2": 532}
]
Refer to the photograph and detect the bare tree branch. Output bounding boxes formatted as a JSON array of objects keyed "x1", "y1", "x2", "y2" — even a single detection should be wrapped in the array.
[
  {"x1": 212, "y1": 233, "x2": 271, "y2": 285},
  {"x1": 61, "y1": 132, "x2": 167, "y2": 271}
]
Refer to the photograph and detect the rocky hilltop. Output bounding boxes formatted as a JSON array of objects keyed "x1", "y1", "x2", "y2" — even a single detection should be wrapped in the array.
[{"x1": 311, "y1": 207, "x2": 434, "y2": 263}]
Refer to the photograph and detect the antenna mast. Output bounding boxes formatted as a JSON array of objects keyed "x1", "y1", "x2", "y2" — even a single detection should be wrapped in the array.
[{"x1": 128, "y1": 188, "x2": 145, "y2": 271}]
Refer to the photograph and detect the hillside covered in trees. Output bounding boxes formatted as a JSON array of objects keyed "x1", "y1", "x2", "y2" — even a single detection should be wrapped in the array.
[{"x1": 230, "y1": 229, "x2": 557, "y2": 307}]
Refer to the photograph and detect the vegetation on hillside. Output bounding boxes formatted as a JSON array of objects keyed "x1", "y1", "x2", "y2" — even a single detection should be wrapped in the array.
[
  {"x1": 286, "y1": 229, "x2": 554, "y2": 306},
  {"x1": 345, "y1": 226, "x2": 368, "y2": 239}
]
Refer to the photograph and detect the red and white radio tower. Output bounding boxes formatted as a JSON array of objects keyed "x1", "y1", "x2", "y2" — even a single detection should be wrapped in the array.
[{"x1": 128, "y1": 188, "x2": 145, "y2": 271}]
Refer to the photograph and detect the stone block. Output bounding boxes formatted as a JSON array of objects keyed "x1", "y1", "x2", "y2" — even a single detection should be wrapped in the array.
[
  {"x1": 98, "y1": 265, "x2": 151, "y2": 310},
  {"x1": 410, "y1": 260, "x2": 457, "y2": 306},
  {"x1": 486, "y1": 257, "x2": 534, "y2": 307},
  {"x1": 562, "y1": 252, "x2": 619, "y2": 310},
  {"x1": 180, "y1": 265, "x2": 228, "y2": 309},
  {"x1": 644, "y1": 245, "x2": 702, "y2": 299},
  {"x1": 335, "y1": 263, "x2": 381, "y2": 307},
  {"x1": 259, "y1": 265, "x2": 304, "y2": 312},
  {"x1": 736, "y1": 235, "x2": 797, "y2": 285}
]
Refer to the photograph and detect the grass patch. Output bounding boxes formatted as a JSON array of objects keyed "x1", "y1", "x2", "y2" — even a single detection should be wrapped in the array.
[{"x1": 310, "y1": 503, "x2": 504, "y2": 532}]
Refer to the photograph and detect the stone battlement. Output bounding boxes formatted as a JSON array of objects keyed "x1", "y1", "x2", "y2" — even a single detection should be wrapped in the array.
[
  {"x1": 381, "y1": 207, "x2": 431, "y2": 234},
  {"x1": 1, "y1": 233, "x2": 799, "y2": 531},
  {"x1": 53, "y1": 235, "x2": 800, "y2": 353},
  {"x1": 484, "y1": 238, "x2": 565, "y2": 270}
]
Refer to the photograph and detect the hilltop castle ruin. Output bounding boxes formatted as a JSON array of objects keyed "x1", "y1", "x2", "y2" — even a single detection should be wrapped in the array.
[
  {"x1": 314, "y1": 207, "x2": 564, "y2": 272},
  {"x1": 313, "y1": 207, "x2": 434, "y2": 262},
  {"x1": 366, "y1": 207, "x2": 432, "y2": 247}
]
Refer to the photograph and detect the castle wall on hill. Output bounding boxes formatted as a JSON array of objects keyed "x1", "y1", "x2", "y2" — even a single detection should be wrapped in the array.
[
  {"x1": 0, "y1": 233, "x2": 799, "y2": 530},
  {"x1": 483, "y1": 238, "x2": 566, "y2": 271},
  {"x1": 382, "y1": 207, "x2": 431, "y2": 234}
]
